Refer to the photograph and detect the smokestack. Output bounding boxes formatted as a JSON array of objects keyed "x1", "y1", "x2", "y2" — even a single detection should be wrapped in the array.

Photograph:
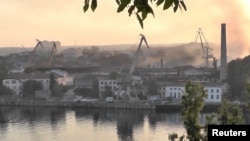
[
  {"x1": 160, "y1": 58, "x2": 163, "y2": 69},
  {"x1": 220, "y1": 23, "x2": 227, "y2": 81}
]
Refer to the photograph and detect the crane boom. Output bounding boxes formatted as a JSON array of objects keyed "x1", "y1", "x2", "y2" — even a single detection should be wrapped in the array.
[
  {"x1": 129, "y1": 34, "x2": 149, "y2": 75},
  {"x1": 48, "y1": 42, "x2": 57, "y2": 67},
  {"x1": 195, "y1": 28, "x2": 214, "y2": 68},
  {"x1": 28, "y1": 39, "x2": 45, "y2": 67}
]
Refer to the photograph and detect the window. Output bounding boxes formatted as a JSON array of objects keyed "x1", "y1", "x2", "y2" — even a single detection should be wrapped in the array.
[
  {"x1": 170, "y1": 93, "x2": 172, "y2": 97},
  {"x1": 100, "y1": 82, "x2": 103, "y2": 84},
  {"x1": 178, "y1": 88, "x2": 181, "y2": 90},
  {"x1": 216, "y1": 89, "x2": 219, "y2": 93},
  {"x1": 211, "y1": 89, "x2": 214, "y2": 93},
  {"x1": 216, "y1": 95, "x2": 219, "y2": 99},
  {"x1": 178, "y1": 93, "x2": 181, "y2": 98},
  {"x1": 109, "y1": 81, "x2": 112, "y2": 84},
  {"x1": 174, "y1": 88, "x2": 176, "y2": 90},
  {"x1": 5, "y1": 80, "x2": 9, "y2": 84},
  {"x1": 170, "y1": 88, "x2": 172, "y2": 90},
  {"x1": 12, "y1": 80, "x2": 16, "y2": 84},
  {"x1": 211, "y1": 95, "x2": 214, "y2": 99}
]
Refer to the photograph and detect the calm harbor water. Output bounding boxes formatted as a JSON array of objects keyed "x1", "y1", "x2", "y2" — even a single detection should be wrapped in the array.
[{"x1": 0, "y1": 107, "x2": 248, "y2": 141}]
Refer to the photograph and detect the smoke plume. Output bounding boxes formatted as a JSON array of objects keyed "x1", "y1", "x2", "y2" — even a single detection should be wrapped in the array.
[{"x1": 212, "y1": 0, "x2": 250, "y2": 59}]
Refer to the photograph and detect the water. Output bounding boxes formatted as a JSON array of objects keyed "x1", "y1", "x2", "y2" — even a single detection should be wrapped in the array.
[{"x1": 0, "y1": 107, "x2": 248, "y2": 141}]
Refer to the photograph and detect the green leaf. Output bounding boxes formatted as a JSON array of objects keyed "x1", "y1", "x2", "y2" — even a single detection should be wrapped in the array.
[
  {"x1": 128, "y1": 5, "x2": 135, "y2": 16},
  {"x1": 142, "y1": 9, "x2": 147, "y2": 20},
  {"x1": 91, "y1": 0, "x2": 97, "y2": 12},
  {"x1": 146, "y1": 5, "x2": 155, "y2": 17},
  {"x1": 173, "y1": 0, "x2": 179, "y2": 12},
  {"x1": 84, "y1": 0, "x2": 89, "y2": 4},
  {"x1": 180, "y1": 0, "x2": 187, "y2": 11},
  {"x1": 163, "y1": 0, "x2": 174, "y2": 10},
  {"x1": 116, "y1": 0, "x2": 120, "y2": 5},
  {"x1": 156, "y1": 0, "x2": 164, "y2": 6},
  {"x1": 136, "y1": 13, "x2": 144, "y2": 29},
  {"x1": 117, "y1": 0, "x2": 131, "y2": 13},
  {"x1": 83, "y1": 3, "x2": 89, "y2": 12}
]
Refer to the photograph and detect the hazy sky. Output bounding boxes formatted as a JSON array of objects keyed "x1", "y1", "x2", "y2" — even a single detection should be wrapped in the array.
[{"x1": 0, "y1": 0, "x2": 249, "y2": 58}]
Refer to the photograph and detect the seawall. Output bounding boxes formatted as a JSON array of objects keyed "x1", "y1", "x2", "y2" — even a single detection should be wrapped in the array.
[{"x1": 0, "y1": 99, "x2": 227, "y2": 112}]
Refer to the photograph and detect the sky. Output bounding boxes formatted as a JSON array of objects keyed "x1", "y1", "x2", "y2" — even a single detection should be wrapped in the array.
[{"x1": 0, "y1": 0, "x2": 250, "y2": 59}]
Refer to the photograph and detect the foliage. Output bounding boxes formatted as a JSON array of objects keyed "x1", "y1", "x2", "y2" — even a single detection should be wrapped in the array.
[
  {"x1": 245, "y1": 83, "x2": 250, "y2": 111},
  {"x1": 227, "y1": 55, "x2": 250, "y2": 100},
  {"x1": 109, "y1": 71, "x2": 118, "y2": 79},
  {"x1": 0, "y1": 85, "x2": 14, "y2": 96},
  {"x1": 103, "y1": 85, "x2": 113, "y2": 98},
  {"x1": 74, "y1": 87, "x2": 94, "y2": 98},
  {"x1": 0, "y1": 63, "x2": 7, "y2": 81},
  {"x1": 201, "y1": 99, "x2": 245, "y2": 140},
  {"x1": 147, "y1": 80, "x2": 158, "y2": 96},
  {"x1": 168, "y1": 133, "x2": 178, "y2": 141},
  {"x1": 137, "y1": 92, "x2": 147, "y2": 100},
  {"x1": 49, "y1": 72, "x2": 55, "y2": 95},
  {"x1": 48, "y1": 72, "x2": 65, "y2": 98},
  {"x1": 74, "y1": 79, "x2": 99, "y2": 98},
  {"x1": 83, "y1": 0, "x2": 187, "y2": 28},
  {"x1": 52, "y1": 83, "x2": 64, "y2": 98},
  {"x1": 92, "y1": 79, "x2": 99, "y2": 98},
  {"x1": 170, "y1": 81, "x2": 246, "y2": 141},
  {"x1": 217, "y1": 99, "x2": 245, "y2": 125},
  {"x1": 22, "y1": 80, "x2": 43, "y2": 98},
  {"x1": 24, "y1": 67, "x2": 36, "y2": 73},
  {"x1": 181, "y1": 81, "x2": 207, "y2": 141}
]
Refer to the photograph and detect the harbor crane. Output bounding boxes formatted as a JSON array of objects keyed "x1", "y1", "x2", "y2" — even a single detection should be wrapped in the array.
[
  {"x1": 115, "y1": 34, "x2": 149, "y2": 100},
  {"x1": 27, "y1": 39, "x2": 45, "y2": 68},
  {"x1": 48, "y1": 42, "x2": 57, "y2": 67},
  {"x1": 194, "y1": 28, "x2": 214, "y2": 68}
]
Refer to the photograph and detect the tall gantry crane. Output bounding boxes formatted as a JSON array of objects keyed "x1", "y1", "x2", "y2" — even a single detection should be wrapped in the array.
[
  {"x1": 27, "y1": 39, "x2": 45, "y2": 68},
  {"x1": 129, "y1": 34, "x2": 149, "y2": 76},
  {"x1": 115, "y1": 34, "x2": 149, "y2": 100},
  {"x1": 48, "y1": 42, "x2": 57, "y2": 67},
  {"x1": 194, "y1": 28, "x2": 214, "y2": 68}
]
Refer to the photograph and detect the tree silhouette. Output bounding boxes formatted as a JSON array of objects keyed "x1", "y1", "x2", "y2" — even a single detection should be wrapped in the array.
[{"x1": 83, "y1": 0, "x2": 187, "y2": 28}]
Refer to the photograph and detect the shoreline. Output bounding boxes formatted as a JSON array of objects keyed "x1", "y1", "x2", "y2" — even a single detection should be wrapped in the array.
[{"x1": 0, "y1": 99, "x2": 225, "y2": 112}]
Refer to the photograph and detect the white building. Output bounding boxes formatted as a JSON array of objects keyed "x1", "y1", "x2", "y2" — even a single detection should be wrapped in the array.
[
  {"x1": 2, "y1": 72, "x2": 64, "y2": 96},
  {"x1": 131, "y1": 75, "x2": 143, "y2": 85},
  {"x1": 48, "y1": 70, "x2": 73, "y2": 86},
  {"x1": 158, "y1": 82, "x2": 229, "y2": 103},
  {"x1": 9, "y1": 66, "x2": 24, "y2": 74},
  {"x1": 98, "y1": 79, "x2": 118, "y2": 96}
]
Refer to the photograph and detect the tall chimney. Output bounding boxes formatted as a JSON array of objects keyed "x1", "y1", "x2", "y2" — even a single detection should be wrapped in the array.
[
  {"x1": 220, "y1": 23, "x2": 227, "y2": 81},
  {"x1": 160, "y1": 58, "x2": 163, "y2": 69}
]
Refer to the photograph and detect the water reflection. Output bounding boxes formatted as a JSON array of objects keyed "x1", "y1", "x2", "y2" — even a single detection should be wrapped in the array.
[{"x1": 0, "y1": 107, "x2": 249, "y2": 141}]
